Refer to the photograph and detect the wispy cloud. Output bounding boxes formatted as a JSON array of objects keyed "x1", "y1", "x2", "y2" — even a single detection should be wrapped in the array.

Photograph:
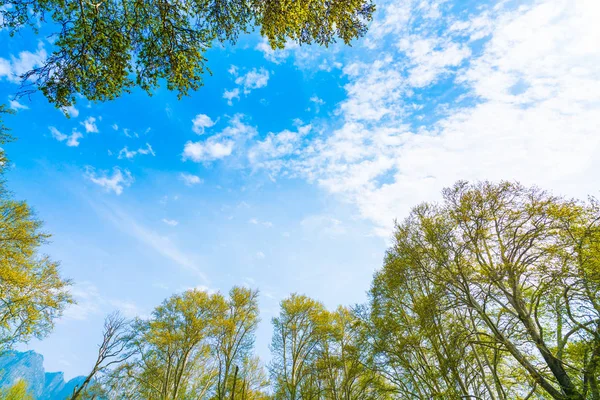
[
  {"x1": 255, "y1": 38, "x2": 298, "y2": 64},
  {"x1": 192, "y1": 114, "x2": 216, "y2": 134},
  {"x1": 81, "y1": 116, "x2": 99, "y2": 133},
  {"x1": 246, "y1": 0, "x2": 600, "y2": 237},
  {"x1": 49, "y1": 126, "x2": 83, "y2": 147},
  {"x1": 235, "y1": 68, "x2": 270, "y2": 94},
  {"x1": 63, "y1": 281, "x2": 143, "y2": 321},
  {"x1": 301, "y1": 215, "x2": 346, "y2": 237},
  {"x1": 0, "y1": 42, "x2": 46, "y2": 83},
  {"x1": 223, "y1": 88, "x2": 240, "y2": 106},
  {"x1": 162, "y1": 218, "x2": 179, "y2": 226},
  {"x1": 118, "y1": 143, "x2": 155, "y2": 159},
  {"x1": 8, "y1": 99, "x2": 28, "y2": 111},
  {"x1": 179, "y1": 172, "x2": 203, "y2": 186},
  {"x1": 183, "y1": 114, "x2": 256, "y2": 163},
  {"x1": 94, "y1": 204, "x2": 209, "y2": 282},
  {"x1": 60, "y1": 105, "x2": 79, "y2": 118},
  {"x1": 248, "y1": 218, "x2": 273, "y2": 228},
  {"x1": 85, "y1": 166, "x2": 133, "y2": 195}
]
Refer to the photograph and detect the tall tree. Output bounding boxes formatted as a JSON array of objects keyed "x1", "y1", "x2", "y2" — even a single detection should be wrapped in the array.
[
  {"x1": 270, "y1": 294, "x2": 329, "y2": 400},
  {"x1": 103, "y1": 286, "x2": 265, "y2": 399},
  {"x1": 70, "y1": 312, "x2": 133, "y2": 400},
  {"x1": 109, "y1": 289, "x2": 222, "y2": 399},
  {"x1": 232, "y1": 356, "x2": 270, "y2": 400},
  {"x1": 213, "y1": 287, "x2": 260, "y2": 400},
  {"x1": 0, "y1": 106, "x2": 72, "y2": 352},
  {"x1": 315, "y1": 306, "x2": 387, "y2": 400},
  {"x1": 0, "y1": 0, "x2": 375, "y2": 109},
  {"x1": 370, "y1": 181, "x2": 600, "y2": 400}
]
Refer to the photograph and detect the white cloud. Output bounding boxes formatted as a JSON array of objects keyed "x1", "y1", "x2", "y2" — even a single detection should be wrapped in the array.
[
  {"x1": 183, "y1": 140, "x2": 234, "y2": 162},
  {"x1": 0, "y1": 43, "x2": 47, "y2": 83},
  {"x1": 179, "y1": 172, "x2": 203, "y2": 186},
  {"x1": 363, "y1": 1, "x2": 412, "y2": 47},
  {"x1": 340, "y1": 56, "x2": 407, "y2": 122},
  {"x1": 309, "y1": 96, "x2": 324, "y2": 113},
  {"x1": 63, "y1": 281, "x2": 102, "y2": 320},
  {"x1": 49, "y1": 126, "x2": 68, "y2": 142},
  {"x1": 122, "y1": 128, "x2": 138, "y2": 138},
  {"x1": 95, "y1": 204, "x2": 208, "y2": 281},
  {"x1": 248, "y1": 0, "x2": 600, "y2": 237},
  {"x1": 398, "y1": 36, "x2": 471, "y2": 87},
  {"x1": 183, "y1": 114, "x2": 256, "y2": 163},
  {"x1": 235, "y1": 68, "x2": 270, "y2": 94},
  {"x1": 309, "y1": 96, "x2": 324, "y2": 105},
  {"x1": 118, "y1": 143, "x2": 155, "y2": 159},
  {"x1": 192, "y1": 114, "x2": 215, "y2": 134},
  {"x1": 112, "y1": 124, "x2": 119, "y2": 130},
  {"x1": 223, "y1": 88, "x2": 240, "y2": 106},
  {"x1": 248, "y1": 218, "x2": 273, "y2": 228},
  {"x1": 49, "y1": 126, "x2": 83, "y2": 147},
  {"x1": 301, "y1": 215, "x2": 347, "y2": 237},
  {"x1": 136, "y1": 143, "x2": 154, "y2": 156},
  {"x1": 8, "y1": 99, "x2": 28, "y2": 111},
  {"x1": 64, "y1": 281, "x2": 142, "y2": 320},
  {"x1": 228, "y1": 65, "x2": 238, "y2": 75},
  {"x1": 248, "y1": 124, "x2": 311, "y2": 177},
  {"x1": 178, "y1": 284, "x2": 218, "y2": 295},
  {"x1": 81, "y1": 116, "x2": 99, "y2": 133},
  {"x1": 256, "y1": 37, "x2": 299, "y2": 64},
  {"x1": 256, "y1": 251, "x2": 265, "y2": 259},
  {"x1": 61, "y1": 105, "x2": 79, "y2": 118},
  {"x1": 66, "y1": 130, "x2": 83, "y2": 147},
  {"x1": 162, "y1": 218, "x2": 179, "y2": 226},
  {"x1": 107, "y1": 299, "x2": 143, "y2": 319},
  {"x1": 85, "y1": 167, "x2": 133, "y2": 195}
]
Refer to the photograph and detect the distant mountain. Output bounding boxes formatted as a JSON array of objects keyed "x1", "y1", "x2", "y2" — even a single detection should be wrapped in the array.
[{"x1": 0, "y1": 350, "x2": 86, "y2": 400}]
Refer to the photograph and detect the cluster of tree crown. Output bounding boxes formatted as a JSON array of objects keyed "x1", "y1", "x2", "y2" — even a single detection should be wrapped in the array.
[
  {"x1": 2, "y1": 107, "x2": 598, "y2": 400},
  {"x1": 0, "y1": 0, "x2": 375, "y2": 109},
  {"x1": 2, "y1": 2, "x2": 597, "y2": 398},
  {"x1": 67, "y1": 180, "x2": 600, "y2": 400}
]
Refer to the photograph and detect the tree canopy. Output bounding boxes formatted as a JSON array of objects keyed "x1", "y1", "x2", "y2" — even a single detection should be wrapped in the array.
[
  {"x1": 3, "y1": 180, "x2": 598, "y2": 399},
  {"x1": 101, "y1": 287, "x2": 266, "y2": 400},
  {"x1": 0, "y1": 108, "x2": 72, "y2": 352},
  {"x1": 370, "y1": 181, "x2": 600, "y2": 399},
  {"x1": 0, "y1": 0, "x2": 375, "y2": 109}
]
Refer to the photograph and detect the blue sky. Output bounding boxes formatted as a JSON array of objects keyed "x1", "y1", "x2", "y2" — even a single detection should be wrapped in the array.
[{"x1": 1, "y1": 0, "x2": 599, "y2": 379}]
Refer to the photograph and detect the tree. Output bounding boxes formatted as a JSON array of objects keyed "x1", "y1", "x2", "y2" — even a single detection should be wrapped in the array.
[
  {"x1": 71, "y1": 312, "x2": 133, "y2": 400},
  {"x1": 315, "y1": 306, "x2": 387, "y2": 400},
  {"x1": 212, "y1": 287, "x2": 260, "y2": 400},
  {"x1": 370, "y1": 181, "x2": 600, "y2": 400},
  {"x1": 233, "y1": 356, "x2": 270, "y2": 400},
  {"x1": 0, "y1": 379, "x2": 34, "y2": 400},
  {"x1": 102, "y1": 287, "x2": 265, "y2": 399},
  {"x1": 0, "y1": 0, "x2": 375, "y2": 109},
  {"x1": 109, "y1": 289, "x2": 222, "y2": 399},
  {"x1": 0, "y1": 106, "x2": 72, "y2": 352},
  {"x1": 270, "y1": 294, "x2": 329, "y2": 400}
]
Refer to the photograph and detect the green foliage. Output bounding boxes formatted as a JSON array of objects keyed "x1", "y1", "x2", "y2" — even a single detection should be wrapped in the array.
[
  {"x1": 3, "y1": 179, "x2": 594, "y2": 400},
  {"x1": 0, "y1": 106, "x2": 72, "y2": 352},
  {"x1": 270, "y1": 295, "x2": 387, "y2": 400},
  {"x1": 0, "y1": 379, "x2": 34, "y2": 400},
  {"x1": 370, "y1": 181, "x2": 600, "y2": 400},
  {"x1": 0, "y1": 106, "x2": 14, "y2": 148},
  {"x1": 270, "y1": 293, "x2": 329, "y2": 399},
  {"x1": 0, "y1": 0, "x2": 375, "y2": 108},
  {"x1": 103, "y1": 287, "x2": 267, "y2": 400},
  {"x1": 213, "y1": 286, "x2": 260, "y2": 400}
]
